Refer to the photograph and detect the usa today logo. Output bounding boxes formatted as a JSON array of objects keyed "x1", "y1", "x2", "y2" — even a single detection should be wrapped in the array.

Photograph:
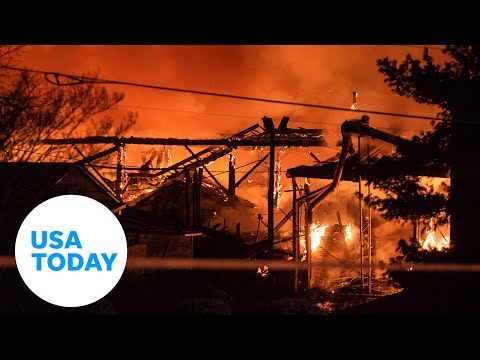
[{"x1": 15, "y1": 195, "x2": 128, "y2": 307}]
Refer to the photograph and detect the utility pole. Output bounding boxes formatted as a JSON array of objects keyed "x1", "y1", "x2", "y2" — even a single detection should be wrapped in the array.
[
  {"x1": 228, "y1": 152, "x2": 236, "y2": 204},
  {"x1": 262, "y1": 116, "x2": 276, "y2": 254},
  {"x1": 263, "y1": 116, "x2": 291, "y2": 254},
  {"x1": 268, "y1": 131, "x2": 275, "y2": 253},
  {"x1": 358, "y1": 135, "x2": 364, "y2": 293},
  {"x1": 367, "y1": 137, "x2": 372, "y2": 294},
  {"x1": 116, "y1": 143, "x2": 126, "y2": 200},
  {"x1": 185, "y1": 169, "x2": 191, "y2": 227},
  {"x1": 292, "y1": 177, "x2": 298, "y2": 294},
  {"x1": 196, "y1": 168, "x2": 203, "y2": 227}
]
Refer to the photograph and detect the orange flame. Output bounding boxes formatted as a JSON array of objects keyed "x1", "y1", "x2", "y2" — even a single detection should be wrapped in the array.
[
  {"x1": 420, "y1": 218, "x2": 450, "y2": 251},
  {"x1": 310, "y1": 223, "x2": 329, "y2": 252},
  {"x1": 257, "y1": 265, "x2": 269, "y2": 277},
  {"x1": 345, "y1": 223, "x2": 353, "y2": 244},
  {"x1": 274, "y1": 150, "x2": 285, "y2": 209}
]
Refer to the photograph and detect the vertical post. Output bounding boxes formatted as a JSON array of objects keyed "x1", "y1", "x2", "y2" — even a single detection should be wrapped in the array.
[
  {"x1": 358, "y1": 135, "x2": 364, "y2": 293},
  {"x1": 268, "y1": 132, "x2": 275, "y2": 254},
  {"x1": 228, "y1": 152, "x2": 236, "y2": 204},
  {"x1": 191, "y1": 169, "x2": 198, "y2": 226},
  {"x1": 304, "y1": 181, "x2": 311, "y2": 289},
  {"x1": 413, "y1": 220, "x2": 418, "y2": 241},
  {"x1": 196, "y1": 168, "x2": 203, "y2": 227},
  {"x1": 192, "y1": 168, "x2": 198, "y2": 226},
  {"x1": 367, "y1": 137, "x2": 372, "y2": 294},
  {"x1": 185, "y1": 169, "x2": 191, "y2": 227},
  {"x1": 292, "y1": 177, "x2": 298, "y2": 294},
  {"x1": 115, "y1": 144, "x2": 125, "y2": 200}
]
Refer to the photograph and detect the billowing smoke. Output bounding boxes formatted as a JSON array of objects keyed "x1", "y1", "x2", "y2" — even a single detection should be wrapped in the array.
[{"x1": 20, "y1": 45, "x2": 446, "y2": 141}]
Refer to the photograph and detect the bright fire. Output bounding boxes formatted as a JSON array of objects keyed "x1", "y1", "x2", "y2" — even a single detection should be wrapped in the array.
[
  {"x1": 420, "y1": 218, "x2": 450, "y2": 251},
  {"x1": 345, "y1": 223, "x2": 353, "y2": 244},
  {"x1": 310, "y1": 224, "x2": 329, "y2": 252}
]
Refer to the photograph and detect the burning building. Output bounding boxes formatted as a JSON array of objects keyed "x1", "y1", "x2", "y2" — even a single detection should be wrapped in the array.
[
  {"x1": 129, "y1": 176, "x2": 257, "y2": 232},
  {"x1": 287, "y1": 116, "x2": 451, "y2": 294}
]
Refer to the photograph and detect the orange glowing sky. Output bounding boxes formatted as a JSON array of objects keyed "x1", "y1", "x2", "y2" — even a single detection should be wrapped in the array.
[
  {"x1": 16, "y1": 45, "x2": 449, "y2": 214},
  {"x1": 18, "y1": 45, "x2": 446, "y2": 139}
]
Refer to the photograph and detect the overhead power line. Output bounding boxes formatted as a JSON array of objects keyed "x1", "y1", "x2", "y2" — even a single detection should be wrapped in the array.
[
  {"x1": 117, "y1": 104, "x2": 435, "y2": 132},
  {"x1": 1, "y1": 64, "x2": 444, "y2": 122},
  {"x1": 404, "y1": 45, "x2": 444, "y2": 51}
]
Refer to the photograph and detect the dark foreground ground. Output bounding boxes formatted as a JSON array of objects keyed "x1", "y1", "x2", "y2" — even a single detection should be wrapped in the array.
[
  {"x1": 2, "y1": 267, "x2": 480, "y2": 316},
  {"x1": 342, "y1": 271, "x2": 480, "y2": 315},
  {"x1": 0, "y1": 267, "x2": 325, "y2": 315}
]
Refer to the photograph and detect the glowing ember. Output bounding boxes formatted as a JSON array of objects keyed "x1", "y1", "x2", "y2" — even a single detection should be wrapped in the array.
[
  {"x1": 273, "y1": 150, "x2": 284, "y2": 209},
  {"x1": 167, "y1": 148, "x2": 173, "y2": 167},
  {"x1": 257, "y1": 265, "x2": 269, "y2": 277},
  {"x1": 116, "y1": 144, "x2": 128, "y2": 197},
  {"x1": 310, "y1": 223, "x2": 329, "y2": 252},
  {"x1": 301, "y1": 251, "x2": 307, "y2": 262},
  {"x1": 229, "y1": 150, "x2": 236, "y2": 167},
  {"x1": 345, "y1": 223, "x2": 353, "y2": 244},
  {"x1": 420, "y1": 218, "x2": 450, "y2": 251},
  {"x1": 299, "y1": 237, "x2": 307, "y2": 261},
  {"x1": 351, "y1": 91, "x2": 358, "y2": 110}
]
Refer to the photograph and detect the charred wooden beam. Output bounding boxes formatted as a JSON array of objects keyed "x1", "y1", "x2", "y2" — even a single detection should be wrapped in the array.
[
  {"x1": 184, "y1": 145, "x2": 229, "y2": 196},
  {"x1": 196, "y1": 168, "x2": 203, "y2": 226},
  {"x1": 341, "y1": 119, "x2": 410, "y2": 147},
  {"x1": 262, "y1": 116, "x2": 275, "y2": 131},
  {"x1": 116, "y1": 143, "x2": 126, "y2": 200},
  {"x1": 235, "y1": 152, "x2": 270, "y2": 188},
  {"x1": 185, "y1": 170, "x2": 191, "y2": 227},
  {"x1": 129, "y1": 147, "x2": 233, "y2": 178},
  {"x1": 268, "y1": 133, "x2": 275, "y2": 252},
  {"x1": 292, "y1": 177, "x2": 298, "y2": 294},
  {"x1": 308, "y1": 151, "x2": 322, "y2": 164},
  {"x1": 72, "y1": 145, "x2": 116, "y2": 195},
  {"x1": 154, "y1": 146, "x2": 217, "y2": 177},
  {"x1": 287, "y1": 155, "x2": 449, "y2": 180},
  {"x1": 336, "y1": 210, "x2": 343, "y2": 227},
  {"x1": 278, "y1": 116, "x2": 290, "y2": 130},
  {"x1": 41, "y1": 136, "x2": 325, "y2": 147},
  {"x1": 296, "y1": 183, "x2": 331, "y2": 205},
  {"x1": 74, "y1": 145, "x2": 119, "y2": 165},
  {"x1": 263, "y1": 128, "x2": 323, "y2": 135},
  {"x1": 193, "y1": 168, "x2": 198, "y2": 226},
  {"x1": 228, "y1": 152, "x2": 236, "y2": 203},
  {"x1": 286, "y1": 156, "x2": 360, "y2": 181},
  {"x1": 230, "y1": 123, "x2": 262, "y2": 137},
  {"x1": 152, "y1": 125, "x2": 262, "y2": 177}
]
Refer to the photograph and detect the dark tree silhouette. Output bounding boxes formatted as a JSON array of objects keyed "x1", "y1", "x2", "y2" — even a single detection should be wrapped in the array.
[
  {"x1": 361, "y1": 45, "x2": 480, "y2": 262},
  {"x1": 0, "y1": 47, "x2": 137, "y2": 162},
  {"x1": 360, "y1": 124, "x2": 450, "y2": 226}
]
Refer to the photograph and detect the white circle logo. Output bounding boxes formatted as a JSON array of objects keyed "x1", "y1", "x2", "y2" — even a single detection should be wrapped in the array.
[{"x1": 15, "y1": 194, "x2": 127, "y2": 307}]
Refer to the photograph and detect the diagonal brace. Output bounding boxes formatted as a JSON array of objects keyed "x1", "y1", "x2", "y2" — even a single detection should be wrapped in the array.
[
  {"x1": 184, "y1": 145, "x2": 229, "y2": 196},
  {"x1": 235, "y1": 152, "x2": 270, "y2": 188}
]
